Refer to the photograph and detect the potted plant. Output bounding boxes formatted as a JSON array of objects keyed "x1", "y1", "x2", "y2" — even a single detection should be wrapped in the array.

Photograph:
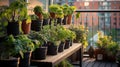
[
  {"x1": 1, "y1": 0, "x2": 28, "y2": 36},
  {"x1": 49, "y1": 4, "x2": 60, "y2": 19},
  {"x1": 33, "y1": 5, "x2": 43, "y2": 21},
  {"x1": 62, "y1": 4, "x2": 76, "y2": 24},
  {"x1": 14, "y1": 35, "x2": 34, "y2": 67},
  {"x1": 56, "y1": 6, "x2": 64, "y2": 25},
  {"x1": 21, "y1": 7, "x2": 32, "y2": 34},
  {"x1": 67, "y1": 5, "x2": 76, "y2": 24},
  {"x1": 40, "y1": 24, "x2": 61, "y2": 55},
  {"x1": 30, "y1": 15, "x2": 43, "y2": 31},
  {"x1": 43, "y1": 12, "x2": 50, "y2": 26},
  {"x1": 0, "y1": 35, "x2": 20, "y2": 67},
  {"x1": 28, "y1": 31, "x2": 47, "y2": 60},
  {"x1": 56, "y1": 25, "x2": 68, "y2": 52}
]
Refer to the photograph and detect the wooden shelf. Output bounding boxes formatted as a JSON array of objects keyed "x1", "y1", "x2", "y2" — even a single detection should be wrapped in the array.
[{"x1": 31, "y1": 43, "x2": 82, "y2": 67}]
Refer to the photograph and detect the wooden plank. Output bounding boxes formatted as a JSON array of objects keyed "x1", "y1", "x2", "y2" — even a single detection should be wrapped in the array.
[
  {"x1": 112, "y1": 63, "x2": 117, "y2": 67},
  {"x1": 93, "y1": 61, "x2": 101, "y2": 67},
  {"x1": 105, "y1": 62, "x2": 112, "y2": 67},
  {"x1": 31, "y1": 43, "x2": 82, "y2": 66},
  {"x1": 86, "y1": 58, "x2": 95, "y2": 67}
]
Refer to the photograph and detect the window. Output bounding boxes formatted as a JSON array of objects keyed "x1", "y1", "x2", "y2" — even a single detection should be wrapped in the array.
[
  {"x1": 114, "y1": 17, "x2": 117, "y2": 21},
  {"x1": 114, "y1": 13, "x2": 117, "y2": 16},
  {"x1": 114, "y1": 22, "x2": 116, "y2": 25}
]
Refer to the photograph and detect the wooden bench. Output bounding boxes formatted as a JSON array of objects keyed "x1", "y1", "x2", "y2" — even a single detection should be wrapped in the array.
[{"x1": 31, "y1": 43, "x2": 82, "y2": 67}]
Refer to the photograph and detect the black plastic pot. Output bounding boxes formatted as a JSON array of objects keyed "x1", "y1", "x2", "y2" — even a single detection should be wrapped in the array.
[
  {"x1": 70, "y1": 40, "x2": 73, "y2": 46},
  {"x1": 0, "y1": 58, "x2": 20, "y2": 67},
  {"x1": 57, "y1": 18, "x2": 63, "y2": 25},
  {"x1": 62, "y1": 16, "x2": 67, "y2": 25},
  {"x1": 34, "y1": 47, "x2": 47, "y2": 60},
  {"x1": 47, "y1": 42, "x2": 58, "y2": 55},
  {"x1": 31, "y1": 20, "x2": 43, "y2": 31},
  {"x1": 64, "y1": 40, "x2": 70, "y2": 49},
  {"x1": 58, "y1": 41, "x2": 65, "y2": 52},
  {"x1": 43, "y1": 19, "x2": 49, "y2": 26},
  {"x1": 7, "y1": 22, "x2": 20, "y2": 36},
  {"x1": 19, "y1": 51, "x2": 32, "y2": 67}
]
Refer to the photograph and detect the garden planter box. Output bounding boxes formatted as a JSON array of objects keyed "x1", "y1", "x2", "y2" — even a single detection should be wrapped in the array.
[{"x1": 94, "y1": 49, "x2": 107, "y2": 61}]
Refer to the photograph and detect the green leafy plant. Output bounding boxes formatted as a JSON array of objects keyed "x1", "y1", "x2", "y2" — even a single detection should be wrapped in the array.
[
  {"x1": 49, "y1": 4, "x2": 60, "y2": 14},
  {"x1": 43, "y1": 12, "x2": 50, "y2": 19},
  {"x1": 1, "y1": 0, "x2": 28, "y2": 23},
  {"x1": 95, "y1": 32, "x2": 119, "y2": 55},
  {"x1": 28, "y1": 31, "x2": 47, "y2": 48},
  {"x1": 14, "y1": 35, "x2": 34, "y2": 58},
  {"x1": 33, "y1": 5, "x2": 43, "y2": 14},
  {"x1": 69, "y1": 25, "x2": 88, "y2": 48},
  {"x1": 62, "y1": 4, "x2": 76, "y2": 16},
  {"x1": 0, "y1": 35, "x2": 17, "y2": 59}
]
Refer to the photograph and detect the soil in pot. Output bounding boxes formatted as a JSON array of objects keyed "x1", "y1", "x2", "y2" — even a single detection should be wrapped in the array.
[
  {"x1": 31, "y1": 20, "x2": 43, "y2": 31},
  {"x1": 58, "y1": 41, "x2": 65, "y2": 52},
  {"x1": 0, "y1": 57, "x2": 20, "y2": 67},
  {"x1": 34, "y1": 47, "x2": 47, "y2": 60},
  {"x1": 47, "y1": 42, "x2": 58, "y2": 55},
  {"x1": 7, "y1": 22, "x2": 20, "y2": 36}
]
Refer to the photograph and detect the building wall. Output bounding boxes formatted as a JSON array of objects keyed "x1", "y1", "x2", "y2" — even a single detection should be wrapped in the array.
[{"x1": 74, "y1": 1, "x2": 120, "y2": 30}]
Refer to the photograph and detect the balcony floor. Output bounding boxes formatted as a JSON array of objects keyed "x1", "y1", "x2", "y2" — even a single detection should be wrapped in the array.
[{"x1": 73, "y1": 58, "x2": 118, "y2": 67}]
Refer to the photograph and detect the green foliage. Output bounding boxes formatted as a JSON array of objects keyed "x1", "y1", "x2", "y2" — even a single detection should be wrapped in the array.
[
  {"x1": 0, "y1": 35, "x2": 17, "y2": 59},
  {"x1": 43, "y1": 12, "x2": 50, "y2": 19},
  {"x1": 49, "y1": 4, "x2": 60, "y2": 13},
  {"x1": 62, "y1": 4, "x2": 76, "y2": 16},
  {"x1": 33, "y1": 5, "x2": 43, "y2": 14},
  {"x1": 55, "y1": 59, "x2": 73, "y2": 67},
  {"x1": 69, "y1": 25, "x2": 88, "y2": 48},
  {"x1": 1, "y1": 0, "x2": 28, "y2": 22},
  {"x1": 75, "y1": 12, "x2": 80, "y2": 19},
  {"x1": 28, "y1": 31, "x2": 47, "y2": 48},
  {"x1": 96, "y1": 32, "x2": 119, "y2": 55},
  {"x1": 14, "y1": 35, "x2": 34, "y2": 58}
]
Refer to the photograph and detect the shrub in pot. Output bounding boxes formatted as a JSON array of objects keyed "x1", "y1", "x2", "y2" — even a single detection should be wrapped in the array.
[
  {"x1": 56, "y1": 5, "x2": 64, "y2": 25},
  {"x1": 40, "y1": 24, "x2": 61, "y2": 55},
  {"x1": 14, "y1": 35, "x2": 34, "y2": 67},
  {"x1": 43, "y1": 12, "x2": 50, "y2": 26},
  {"x1": 95, "y1": 32, "x2": 119, "y2": 61},
  {"x1": 28, "y1": 31, "x2": 47, "y2": 60},
  {"x1": 1, "y1": 0, "x2": 28, "y2": 36},
  {"x1": 56, "y1": 25, "x2": 68, "y2": 52},
  {"x1": 31, "y1": 15, "x2": 43, "y2": 31},
  {"x1": 33, "y1": 5, "x2": 43, "y2": 21},
  {"x1": 0, "y1": 35, "x2": 20, "y2": 67}
]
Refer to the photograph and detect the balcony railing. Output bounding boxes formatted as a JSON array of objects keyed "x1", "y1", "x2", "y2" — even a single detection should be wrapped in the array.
[{"x1": 75, "y1": 9, "x2": 120, "y2": 46}]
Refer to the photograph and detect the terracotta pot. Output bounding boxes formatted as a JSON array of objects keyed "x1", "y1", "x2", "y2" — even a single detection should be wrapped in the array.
[
  {"x1": 22, "y1": 20, "x2": 31, "y2": 34},
  {"x1": 50, "y1": 13, "x2": 56, "y2": 19},
  {"x1": 35, "y1": 12, "x2": 43, "y2": 20},
  {"x1": 67, "y1": 14, "x2": 72, "y2": 24}
]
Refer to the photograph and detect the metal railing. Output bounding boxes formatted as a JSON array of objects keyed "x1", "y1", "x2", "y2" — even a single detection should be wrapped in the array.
[{"x1": 75, "y1": 9, "x2": 120, "y2": 46}]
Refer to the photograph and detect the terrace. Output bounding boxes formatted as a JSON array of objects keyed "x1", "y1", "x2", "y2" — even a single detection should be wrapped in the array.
[{"x1": 0, "y1": 0, "x2": 120, "y2": 67}]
